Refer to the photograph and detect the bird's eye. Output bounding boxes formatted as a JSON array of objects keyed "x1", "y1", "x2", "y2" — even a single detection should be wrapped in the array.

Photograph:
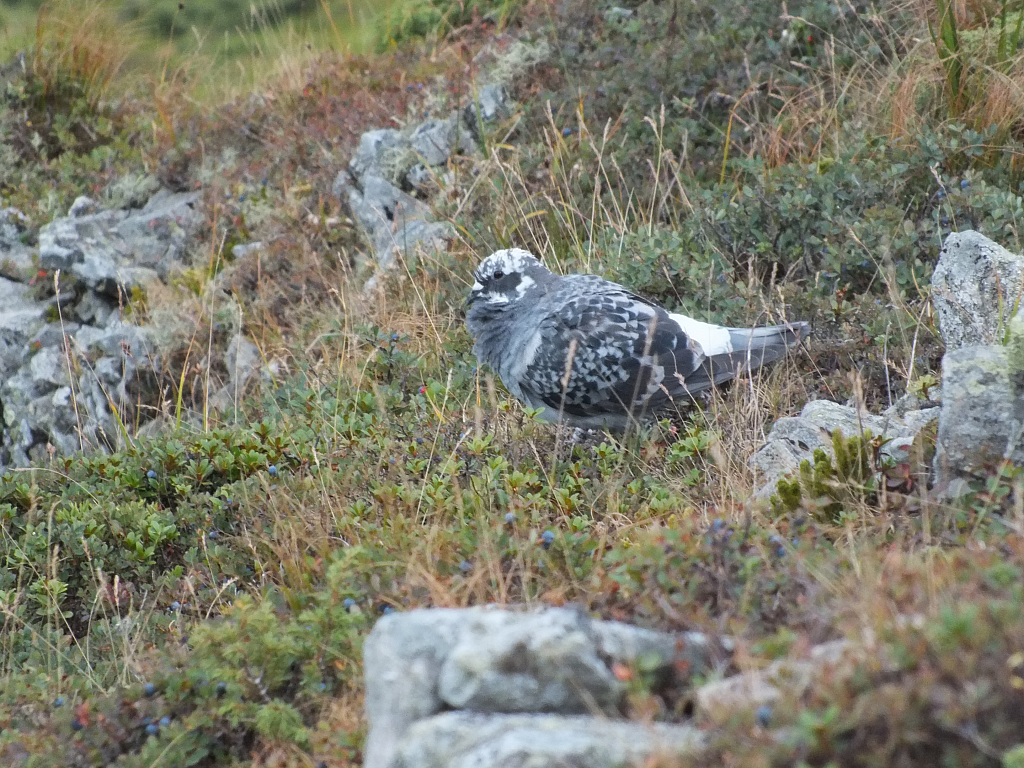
[{"x1": 492, "y1": 270, "x2": 504, "y2": 279}]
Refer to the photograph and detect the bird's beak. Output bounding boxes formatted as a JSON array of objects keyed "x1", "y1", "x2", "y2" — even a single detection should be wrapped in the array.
[{"x1": 465, "y1": 281, "x2": 484, "y2": 308}]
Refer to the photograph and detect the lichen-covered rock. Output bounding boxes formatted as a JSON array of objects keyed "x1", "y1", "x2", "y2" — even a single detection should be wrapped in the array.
[
  {"x1": 933, "y1": 312, "x2": 1024, "y2": 486},
  {"x1": 389, "y1": 712, "x2": 706, "y2": 768},
  {"x1": 362, "y1": 605, "x2": 721, "y2": 768},
  {"x1": 931, "y1": 230, "x2": 1024, "y2": 350}
]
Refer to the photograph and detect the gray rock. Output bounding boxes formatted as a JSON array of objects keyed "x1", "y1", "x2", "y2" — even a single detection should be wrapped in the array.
[
  {"x1": 0, "y1": 277, "x2": 47, "y2": 377},
  {"x1": 390, "y1": 712, "x2": 706, "y2": 768},
  {"x1": 363, "y1": 605, "x2": 719, "y2": 768},
  {"x1": 73, "y1": 320, "x2": 154, "y2": 360},
  {"x1": 39, "y1": 188, "x2": 200, "y2": 294},
  {"x1": 409, "y1": 115, "x2": 474, "y2": 168},
  {"x1": 475, "y1": 83, "x2": 508, "y2": 122},
  {"x1": 933, "y1": 316, "x2": 1024, "y2": 484},
  {"x1": 350, "y1": 129, "x2": 411, "y2": 181},
  {"x1": 751, "y1": 399, "x2": 938, "y2": 499},
  {"x1": 932, "y1": 230, "x2": 1024, "y2": 350},
  {"x1": 72, "y1": 291, "x2": 116, "y2": 327},
  {"x1": 68, "y1": 196, "x2": 99, "y2": 218},
  {"x1": 696, "y1": 640, "x2": 854, "y2": 724},
  {"x1": 29, "y1": 347, "x2": 70, "y2": 393},
  {"x1": 0, "y1": 207, "x2": 28, "y2": 244},
  {"x1": 209, "y1": 335, "x2": 264, "y2": 413},
  {"x1": 341, "y1": 174, "x2": 449, "y2": 271},
  {"x1": 231, "y1": 241, "x2": 263, "y2": 259},
  {"x1": 115, "y1": 189, "x2": 202, "y2": 274}
]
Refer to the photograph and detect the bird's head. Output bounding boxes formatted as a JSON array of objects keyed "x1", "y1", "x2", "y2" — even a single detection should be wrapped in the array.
[{"x1": 466, "y1": 248, "x2": 550, "y2": 310}]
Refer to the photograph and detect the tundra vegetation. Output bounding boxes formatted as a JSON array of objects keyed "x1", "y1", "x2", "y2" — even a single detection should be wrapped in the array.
[{"x1": 1, "y1": 0, "x2": 1024, "y2": 765}]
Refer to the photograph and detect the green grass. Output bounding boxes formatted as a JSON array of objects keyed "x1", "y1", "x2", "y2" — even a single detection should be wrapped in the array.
[{"x1": 3, "y1": 0, "x2": 1024, "y2": 765}]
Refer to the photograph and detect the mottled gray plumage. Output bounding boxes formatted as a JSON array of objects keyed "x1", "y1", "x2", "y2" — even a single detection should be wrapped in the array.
[{"x1": 465, "y1": 248, "x2": 809, "y2": 429}]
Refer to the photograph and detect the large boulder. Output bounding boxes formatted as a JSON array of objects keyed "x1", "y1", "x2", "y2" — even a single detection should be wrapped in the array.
[
  {"x1": 931, "y1": 230, "x2": 1024, "y2": 350},
  {"x1": 933, "y1": 313, "x2": 1024, "y2": 486},
  {"x1": 362, "y1": 605, "x2": 723, "y2": 768}
]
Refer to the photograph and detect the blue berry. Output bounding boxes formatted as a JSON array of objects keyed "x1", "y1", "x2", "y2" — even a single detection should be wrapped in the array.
[
  {"x1": 769, "y1": 535, "x2": 783, "y2": 545},
  {"x1": 711, "y1": 519, "x2": 726, "y2": 532},
  {"x1": 562, "y1": 127, "x2": 573, "y2": 136},
  {"x1": 941, "y1": 216, "x2": 949, "y2": 227},
  {"x1": 146, "y1": 723, "x2": 159, "y2": 735},
  {"x1": 459, "y1": 560, "x2": 472, "y2": 573},
  {"x1": 147, "y1": 470, "x2": 156, "y2": 479},
  {"x1": 504, "y1": 512, "x2": 516, "y2": 524},
  {"x1": 170, "y1": 601, "x2": 181, "y2": 612},
  {"x1": 159, "y1": 716, "x2": 171, "y2": 728},
  {"x1": 936, "y1": 189, "x2": 946, "y2": 200},
  {"x1": 319, "y1": 682, "x2": 327, "y2": 691},
  {"x1": 72, "y1": 718, "x2": 83, "y2": 731},
  {"x1": 960, "y1": 179, "x2": 970, "y2": 189},
  {"x1": 144, "y1": 682, "x2": 156, "y2": 697},
  {"x1": 216, "y1": 682, "x2": 227, "y2": 697},
  {"x1": 541, "y1": 530, "x2": 555, "y2": 549},
  {"x1": 268, "y1": 464, "x2": 278, "y2": 477},
  {"x1": 208, "y1": 530, "x2": 219, "y2": 540},
  {"x1": 776, "y1": 546, "x2": 786, "y2": 558},
  {"x1": 756, "y1": 704, "x2": 772, "y2": 726},
  {"x1": 54, "y1": 696, "x2": 65, "y2": 708},
  {"x1": 383, "y1": 606, "x2": 394, "y2": 614},
  {"x1": 391, "y1": 333, "x2": 400, "y2": 341},
  {"x1": 343, "y1": 598, "x2": 356, "y2": 609}
]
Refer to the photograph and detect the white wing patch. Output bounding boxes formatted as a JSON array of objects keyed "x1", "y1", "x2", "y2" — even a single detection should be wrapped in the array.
[{"x1": 669, "y1": 312, "x2": 733, "y2": 355}]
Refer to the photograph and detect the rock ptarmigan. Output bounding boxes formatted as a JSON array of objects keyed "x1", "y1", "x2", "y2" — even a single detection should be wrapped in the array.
[{"x1": 464, "y1": 248, "x2": 809, "y2": 429}]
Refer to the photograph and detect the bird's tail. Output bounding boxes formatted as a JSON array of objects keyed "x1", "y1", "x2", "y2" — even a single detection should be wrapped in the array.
[{"x1": 687, "y1": 321, "x2": 810, "y2": 394}]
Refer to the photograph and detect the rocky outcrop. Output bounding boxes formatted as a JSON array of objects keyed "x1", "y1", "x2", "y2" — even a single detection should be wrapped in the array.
[
  {"x1": 750, "y1": 399, "x2": 938, "y2": 500},
  {"x1": 336, "y1": 39, "x2": 546, "y2": 289},
  {"x1": 931, "y1": 231, "x2": 1024, "y2": 487},
  {"x1": 0, "y1": 187, "x2": 202, "y2": 469},
  {"x1": 362, "y1": 605, "x2": 725, "y2": 768},
  {"x1": 931, "y1": 229, "x2": 1024, "y2": 349}
]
